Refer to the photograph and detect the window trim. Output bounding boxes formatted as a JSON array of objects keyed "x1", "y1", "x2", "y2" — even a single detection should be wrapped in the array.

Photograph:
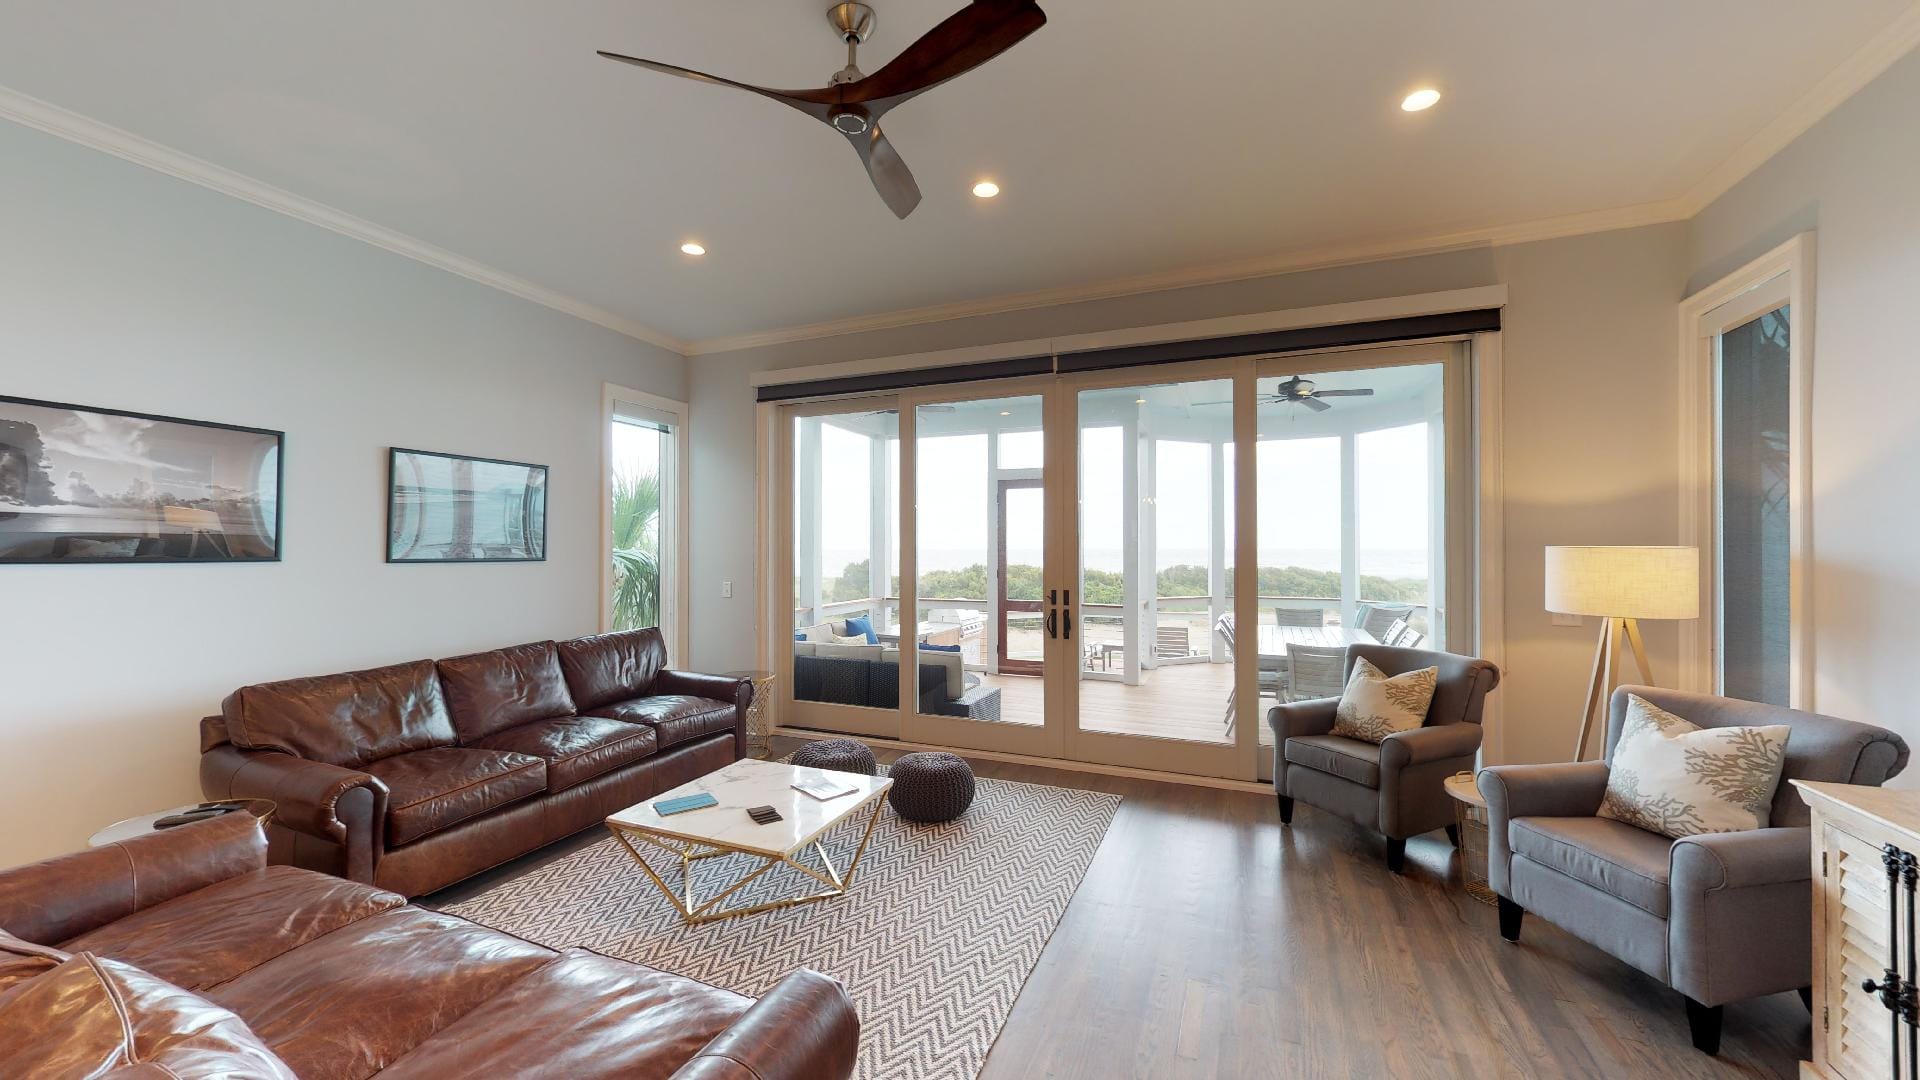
[
  {"x1": 1676, "y1": 232, "x2": 1814, "y2": 708},
  {"x1": 602, "y1": 383, "x2": 690, "y2": 664}
]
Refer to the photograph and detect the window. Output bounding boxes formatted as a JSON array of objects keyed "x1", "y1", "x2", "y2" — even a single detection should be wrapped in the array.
[
  {"x1": 1679, "y1": 233, "x2": 1810, "y2": 708},
  {"x1": 605, "y1": 387, "x2": 687, "y2": 660}
]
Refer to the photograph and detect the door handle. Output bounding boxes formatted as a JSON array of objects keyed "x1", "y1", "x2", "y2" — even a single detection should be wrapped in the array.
[
  {"x1": 1048, "y1": 589, "x2": 1057, "y2": 606},
  {"x1": 1046, "y1": 609, "x2": 1058, "y2": 639},
  {"x1": 1063, "y1": 609, "x2": 1073, "y2": 640}
]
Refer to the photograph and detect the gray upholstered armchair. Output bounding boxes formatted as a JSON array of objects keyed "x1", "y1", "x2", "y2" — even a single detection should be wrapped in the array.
[
  {"x1": 1269, "y1": 643, "x2": 1501, "y2": 872},
  {"x1": 1480, "y1": 686, "x2": 1910, "y2": 1056}
]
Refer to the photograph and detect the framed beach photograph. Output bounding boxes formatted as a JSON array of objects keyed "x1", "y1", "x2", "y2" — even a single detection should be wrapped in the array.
[
  {"x1": 0, "y1": 395, "x2": 282, "y2": 564},
  {"x1": 387, "y1": 447, "x2": 547, "y2": 563}
]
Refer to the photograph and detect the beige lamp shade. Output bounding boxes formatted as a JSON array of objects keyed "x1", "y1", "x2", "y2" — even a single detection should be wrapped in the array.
[{"x1": 1544, "y1": 546, "x2": 1700, "y2": 620}]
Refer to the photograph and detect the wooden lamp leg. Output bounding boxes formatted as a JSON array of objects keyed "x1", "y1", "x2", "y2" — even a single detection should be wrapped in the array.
[{"x1": 1571, "y1": 617, "x2": 1617, "y2": 763}]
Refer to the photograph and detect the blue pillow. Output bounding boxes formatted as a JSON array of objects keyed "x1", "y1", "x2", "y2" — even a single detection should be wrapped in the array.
[
  {"x1": 793, "y1": 631, "x2": 808, "y2": 642},
  {"x1": 922, "y1": 643, "x2": 962, "y2": 653},
  {"x1": 843, "y1": 615, "x2": 878, "y2": 645}
]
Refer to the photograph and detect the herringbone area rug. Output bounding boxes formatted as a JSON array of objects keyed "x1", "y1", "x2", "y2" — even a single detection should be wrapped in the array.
[{"x1": 436, "y1": 769, "x2": 1120, "y2": 1080}]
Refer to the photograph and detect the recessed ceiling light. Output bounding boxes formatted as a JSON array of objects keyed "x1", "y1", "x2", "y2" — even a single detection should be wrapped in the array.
[
  {"x1": 1134, "y1": 398, "x2": 1147, "y2": 405},
  {"x1": 680, "y1": 242, "x2": 706, "y2": 256},
  {"x1": 999, "y1": 410, "x2": 1011, "y2": 416},
  {"x1": 1401, "y1": 88, "x2": 1441, "y2": 112},
  {"x1": 972, "y1": 180, "x2": 1000, "y2": 199}
]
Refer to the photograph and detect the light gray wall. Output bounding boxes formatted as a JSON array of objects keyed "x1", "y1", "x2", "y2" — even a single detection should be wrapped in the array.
[
  {"x1": 1687, "y1": 49, "x2": 1920, "y2": 766},
  {"x1": 0, "y1": 121, "x2": 685, "y2": 865},
  {"x1": 688, "y1": 224, "x2": 1693, "y2": 769}
]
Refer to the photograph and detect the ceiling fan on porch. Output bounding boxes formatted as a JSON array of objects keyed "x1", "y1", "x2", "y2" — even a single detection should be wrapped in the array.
[
  {"x1": 1194, "y1": 377, "x2": 1377, "y2": 413},
  {"x1": 596, "y1": 0, "x2": 1048, "y2": 219}
]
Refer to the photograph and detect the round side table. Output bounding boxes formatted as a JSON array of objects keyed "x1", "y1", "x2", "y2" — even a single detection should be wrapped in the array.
[
  {"x1": 1443, "y1": 772, "x2": 1497, "y2": 906},
  {"x1": 724, "y1": 669, "x2": 777, "y2": 759},
  {"x1": 89, "y1": 799, "x2": 275, "y2": 847}
]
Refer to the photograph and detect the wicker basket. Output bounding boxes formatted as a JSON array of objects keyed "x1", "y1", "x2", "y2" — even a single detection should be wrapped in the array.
[{"x1": 1447, "y1": 772, "x2": 1497, "y2": 906}]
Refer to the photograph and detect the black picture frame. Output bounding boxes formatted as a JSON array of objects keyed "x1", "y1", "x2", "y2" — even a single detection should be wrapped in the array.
[
  {"x1": 386, "y1": 446, "x2": 548, "y2": 564},
  {"x1": 0, "y1": 394, "x2": 284, "y2": 565}
]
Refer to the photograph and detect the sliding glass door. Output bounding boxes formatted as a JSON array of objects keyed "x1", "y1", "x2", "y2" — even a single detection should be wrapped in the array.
[{"x1": 772, "y1": 342, "x2": 1474, "y2": 779}]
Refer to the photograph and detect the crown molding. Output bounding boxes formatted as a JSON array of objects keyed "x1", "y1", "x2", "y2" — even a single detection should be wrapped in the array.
[
  {"x1": 0, "y1": 84, "x2": 691, "y2": 355},
  {"x1": 1676, "y1": 3, "x2": 1920, "y2": 216},
  {"x1": 681, "y1": 198, "x2": 1686, "y2": 355}
]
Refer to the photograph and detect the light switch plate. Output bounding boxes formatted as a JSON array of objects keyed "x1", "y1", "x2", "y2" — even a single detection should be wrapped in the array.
[
  {"x1": 1551, "y1": 612, "x2": 1583, "y2": 627},
  {"x1": 721, "y1": 580, "x2": 733, "y2": 598}
]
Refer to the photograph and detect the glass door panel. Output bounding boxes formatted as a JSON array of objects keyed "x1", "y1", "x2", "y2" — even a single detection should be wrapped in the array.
[
  {"x1": 1068, "y1": 375, "x2": 1242, "y2": 775},
  {"x1": 1253, "y1": 351, "x2": 1453, "y2": 759},
  {"x1": 787, "y1": 406, "x2": 900, "y2": 737},
  {"x1": 1714, "y1": 304, "x2": 1791, "y2": 705},
  {"x1": 905, "y1": 392, "x2": 1052, "y2": 746}
]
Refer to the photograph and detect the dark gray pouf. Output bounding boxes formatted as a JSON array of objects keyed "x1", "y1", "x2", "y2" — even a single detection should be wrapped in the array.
[
  {"x1": 887, "y1": 752, "x2": 976, "y2": 823},
  {"x1": 790, "y1": 738, "x2": 877, "y2": 776}
]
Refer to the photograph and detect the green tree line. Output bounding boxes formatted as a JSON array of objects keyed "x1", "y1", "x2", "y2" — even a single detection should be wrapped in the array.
[{"x1": 822, "y1": 559, "x2": 1423, "y2": 606}]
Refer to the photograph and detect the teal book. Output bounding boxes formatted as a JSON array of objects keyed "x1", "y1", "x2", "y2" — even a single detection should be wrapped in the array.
[{"x1": 653, "y1": 792, "x2": 719, "y2": 816}]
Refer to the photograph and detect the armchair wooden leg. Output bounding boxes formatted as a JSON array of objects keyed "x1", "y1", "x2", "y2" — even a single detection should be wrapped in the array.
[
  {"x1": 1497, "y1": 897, "x2": 1524, "y2": 942},
  {"x1": 1445, "y1": 824, "x2": 1460, "y2": 849},
  {"x1": 1683, "y1": 997, "x2": 1723, "y2": 1056},
  {"x1": 1385, "y1": 837, "x2": 1406, "y2": 874},
  {"x1": 1278, "y1": 795, "x2": 1294, "y2": 825}
]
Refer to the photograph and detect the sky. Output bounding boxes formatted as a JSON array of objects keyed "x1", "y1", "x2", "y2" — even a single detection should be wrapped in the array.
[{"x1": 805, "y1": 406, "x2": 1434, "y2": 578}]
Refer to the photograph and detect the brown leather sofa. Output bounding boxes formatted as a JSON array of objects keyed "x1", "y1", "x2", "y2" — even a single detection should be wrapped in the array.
[
  {"x1": 0, "y1": 811, "x2": 859, "y2": 1078},
  {"x1": 201, "y1": 628, "x2": 751, "y2": 897}
]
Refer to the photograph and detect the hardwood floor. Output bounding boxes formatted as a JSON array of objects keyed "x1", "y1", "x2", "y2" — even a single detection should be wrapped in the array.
[
  {"x1": 975, "y1": 662, "x2": 1281, "y2": 748},
  {"x1": 433, "y1": 738, "x2": 1810, "y2": 1078}
]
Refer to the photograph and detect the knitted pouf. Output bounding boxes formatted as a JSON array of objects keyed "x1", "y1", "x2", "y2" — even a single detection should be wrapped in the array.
[
  {"x1": 886, "y1": 752, "x2": 976, "y2": 823},
  {"x1": 789, "y1": 738, "x2": 877, "y2": 776}
]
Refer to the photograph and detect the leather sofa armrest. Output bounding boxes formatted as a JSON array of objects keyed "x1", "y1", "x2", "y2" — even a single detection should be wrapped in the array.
[
  {"x1": 1476, "y1": 761, "x2": 1611, "y2": 900},
  {"x1": 1268, "y1": 697, "x2": 1338, "y2": 742},
  {"x1": 670, "y1": 969, "x2": 859, "y2": 1080},
  {"x1": 0, "y1": 811, "x2": 267, "y2": 944},
  {"x1": 1379, "y1": 722, "x2": 1482, "y2": 770},
  {"x1": 1669, "y1": 827, "x2": 1813, "y2": 1006},
  {"x1": 656, "y1": 670, "x2": 753, "y2": 758},
  {"x1": 200, "y1": 745, "x2": 388, "y2": 884}
]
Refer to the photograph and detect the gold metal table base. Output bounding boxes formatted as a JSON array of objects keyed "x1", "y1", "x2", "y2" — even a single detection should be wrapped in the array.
[{"x1": 607, "y1": 796, "x2": 886, "y2": 925}]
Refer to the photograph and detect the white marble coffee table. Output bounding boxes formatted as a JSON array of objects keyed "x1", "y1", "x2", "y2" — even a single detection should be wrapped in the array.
[{"x1": 605, "y1": 757, "x2": 892, "y2": 925}]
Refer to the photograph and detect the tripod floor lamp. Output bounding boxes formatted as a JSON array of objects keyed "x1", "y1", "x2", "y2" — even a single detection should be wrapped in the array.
[{"x1": 1545, "y1": 546, "x2": 1700, "y2": 762}]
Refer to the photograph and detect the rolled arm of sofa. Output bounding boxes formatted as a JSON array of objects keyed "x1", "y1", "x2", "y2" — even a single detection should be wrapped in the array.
[
  {"x1": 0, "y1": 810, "x2": 267, "y2": 945},
  {"x1": 656, "y1": 670, "x2": 753, "y2": 757},
  {"x1": 200, "y1": 745, "x2": 388, "y2": 883},
  {"x1": 1380, "y1": 722, "x2": 1483, "y2": 770},
  {"x1": 1669, "y1": 827, "x2": 1813, "y2": 1005},
  {"x1": 1268, "y1": 697, "x2": 1338, "y2": 742},
  {"x1": 670, "y1": 969, "x2": 859, "y2": 1080},
  {"x1": 1476, "y1": 761, "x2": 1611, "y2": 900}
]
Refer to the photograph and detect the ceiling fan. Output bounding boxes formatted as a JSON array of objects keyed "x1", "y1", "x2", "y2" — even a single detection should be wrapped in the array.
[
  {"x1": 1194, "y1": 377, "x2": 1377, "y2": 413},
  {"x1": 597, "y1": 1, "x2": 1048, "y2": 219}
]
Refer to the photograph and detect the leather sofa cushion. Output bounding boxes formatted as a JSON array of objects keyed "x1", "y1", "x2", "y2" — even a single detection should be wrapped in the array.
[
  {"x1": 1285, "y1": 734, "x2": 1382, "y2": 788},
  {"x1": 555, "y1": 628, "x2": 668, "y2": 711},
  {"x1": 206, "y1": 907, "x2": 553, "y2": 1080},
  {"x1": 1510, "y1": 815, "x2": 1673, "y2": 917},
  {"x1": 471, "y1": 716, "x2": 659, "y2": 793},
  {"x1": 223, "y1": 659, "x2": 456, "y2": 768},
  {"x1": 364, "y1": 748, "x2": 547, "y2": 847},
  {"x1": 588, "y1": 695, "x2": 737, "y2": 750},
  {"x1": 436, "y1": 641, "x2": 577, "y2": 743},
  {"x1": 60, "y1": 866, "x2": 405, "y2": 991},
  {"x1": 378, "y1": 948, "x2": 751, "y2": 1078},
  {"x1": 0, "y1": 953, "x2": 296, "y2": 1080},
  {"x1": 0, "y1": 928, "x2": 69, "y2": 994}
]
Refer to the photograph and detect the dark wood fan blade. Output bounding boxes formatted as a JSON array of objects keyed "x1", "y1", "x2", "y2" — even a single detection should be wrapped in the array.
[
  {"x1": 1301, "y1": 397, "x2": 1333, "y2": 413},
  {"x1": 1312, "y1": 389, "x2": 1375, "y2": 397},
  {"x1": 844, "y1": 0, "x2": 1047, "y2": 116},
  {"x1": 850, "y1": 125, "x2": 923, "y2": 218},
  {"x1": 596, "y1": 50, "x2": 836, "y2": 121}
]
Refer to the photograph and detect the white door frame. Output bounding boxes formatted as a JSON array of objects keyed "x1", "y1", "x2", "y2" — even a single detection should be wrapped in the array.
[
  {"x1": 602, "y1": 383, "x2": 689, "y2": 662},
  {"x1": 1675, "y1": 233, "x2": 1814, "y2": 709}
]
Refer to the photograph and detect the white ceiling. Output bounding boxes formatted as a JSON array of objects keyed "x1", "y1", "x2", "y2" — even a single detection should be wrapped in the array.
[{"x1": 0, "y1": 1, "x2": 1912, "y2": 349}]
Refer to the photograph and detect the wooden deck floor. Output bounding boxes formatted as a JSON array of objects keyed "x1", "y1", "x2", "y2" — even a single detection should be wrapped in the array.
[{"x1": 975, "y1": 661, "x2": 1280, "y2": 747}]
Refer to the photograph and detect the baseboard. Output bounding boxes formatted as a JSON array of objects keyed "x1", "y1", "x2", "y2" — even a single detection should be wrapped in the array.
[{"x1": 769, "y1": 727, "x2": 1275, "y2": 795}]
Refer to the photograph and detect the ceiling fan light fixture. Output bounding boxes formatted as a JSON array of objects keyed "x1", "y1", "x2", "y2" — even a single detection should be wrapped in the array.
[
  {"x1": 679, "y1": 241, "x2": 706, "y2": 256},
  {"x1": 972, "y1": 180, "x2": 1000, "y2": 199},
  {"x1": 1401, "y1": 87, "x2": 1441, "y2": 112}
]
